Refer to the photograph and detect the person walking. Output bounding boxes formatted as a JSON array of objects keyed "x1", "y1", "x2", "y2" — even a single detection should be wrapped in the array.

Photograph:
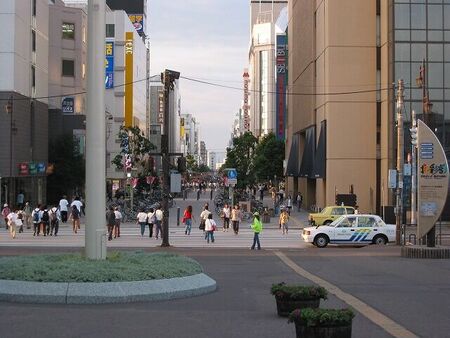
[
  {"x1": 136, "y1": 209, "x2": 148, "y2": 237},
  {"x1": 250, "y1": 212, "x2": 263, "y2": 250},
  {"x1": 71, "y1": 197, "x2": 83, "y2": 231},
  {"x1": 182, "y1": 205, "x2": 195, "y2": 235},
  {"x1": 154, "y1": 206, "x2": 163, "y2": 239},
  {"x1": 147, "y1": 208, "x2": 156, "y2": 238},
  {"x1": 279, "y1": 208, "x2": 289, "y2": 234},
  {"x1": 106, "y1": 206, "x2": 115, "y2": 241},
  {"x1": 24, "y1": 202, "x2": 32, "y2": 229},
  {"x1": 17, "y1": 210, "x2": 25, "y2": 233},
  {"x1": 32, "y1": 205, "x2": 41, "y2": 236},
  {"x1": 296, "y1": 193, "x2": 303, "y2": 211},
  {"x1": 7, "y1": 209, "x2": 18, "y2": 239},
  {"x1": 58, "y1": 195, "x2": 69, "y2": 223},
  {"x1": 231, "y1": 204, "x2": 241, "y2": 235},
  {"x1": 70, "y1": 205, "x2": 80, "y2": 234},
  {"x1": 204, "y1": 213, "x2": 216, "y2": 244},
  {"x1": 222, "y1": 204, "x2": 231, "y2": 232},
  {"x1": 114, "y1": 207, "x2": 122, "y2": 238},
  {"x1": 49, "y1": 206, "x2": 60, "y2": 236},
  {"x1": 199, "y1": 204, "x2": 211, "y2": 233},
  {"x1": 41, "y1": 206, "x2": 50, "y2": 236},
  {"x1": 286, "y1": 195, "x2": 293, "y2": 215},
  {"x1": 2, "y1": 204, "x2": 11, "y2": 230}
]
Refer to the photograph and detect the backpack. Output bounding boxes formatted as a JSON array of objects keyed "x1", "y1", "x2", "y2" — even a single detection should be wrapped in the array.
[
  {"x1": 50, "y1": 210, "x2": 57, "y2": 221},
  {"x1": 42, "y1": 210, "x2": 49, "y2": 223},
  {"x1": 72, "y1": 207, "x2": 80, "y2": 218},
  {"x1": 33, "y1": 211, "x2": 40, "y2": 223}
]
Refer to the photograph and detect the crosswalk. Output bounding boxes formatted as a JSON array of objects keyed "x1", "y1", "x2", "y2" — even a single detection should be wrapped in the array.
[{"x1": 0, "y1": 224, "x2": 308, "y2": 249}]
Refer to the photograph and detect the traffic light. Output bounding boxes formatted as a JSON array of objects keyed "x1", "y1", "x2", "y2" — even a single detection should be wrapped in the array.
[
  {"x1": 177, "y1": 156, "x2": 187, "y2": 173},
  {"x1": 410, "y1": 127, "x2": 418, "y2": 147}
]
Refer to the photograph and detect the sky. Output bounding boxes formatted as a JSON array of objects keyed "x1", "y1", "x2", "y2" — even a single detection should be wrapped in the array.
[{"x1": 149, "y1": 0, "x2": 249, "y2": 159}]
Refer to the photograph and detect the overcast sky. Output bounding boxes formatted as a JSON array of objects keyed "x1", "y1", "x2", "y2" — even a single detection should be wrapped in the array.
[{"x1": 149, "y1": 0, "x2": 249, "y2": 158}]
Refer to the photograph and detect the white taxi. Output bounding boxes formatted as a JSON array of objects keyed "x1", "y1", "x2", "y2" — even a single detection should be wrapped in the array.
[{"x1": 302, "y1": 214, "x2": 396, "y2": 248}]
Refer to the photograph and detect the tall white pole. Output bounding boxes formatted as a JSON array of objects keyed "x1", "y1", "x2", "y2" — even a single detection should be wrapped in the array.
[
  {"x1": 410, "y1": 110, "x2": 417, "y2": 225},
  {"x1": 85, "y1": 0, "x2": 106, "y2": 260},
  {"x1": 395, "y1": 79, "x2": 405, "y2": 245}
]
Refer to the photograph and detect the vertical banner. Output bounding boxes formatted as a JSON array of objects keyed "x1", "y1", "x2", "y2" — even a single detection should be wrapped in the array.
[
  {"x1": 417, "y1": 119, "x2": 449, "y2": 239},
  {"x1": 128, "y1": 14, "x2": 144, "y2": 36},
  {"x1": 124, "y1": 32, "x2": 134, "y2": 127},
  {"x1": 276, "y1": 34, "x2": 287, "y2": 141},
  {"x1": 105, "y1": 41, "x2": 114, "y2": 89},
  {"x1": 243, "y1": 70, "x2": 250, "y2": 132}
]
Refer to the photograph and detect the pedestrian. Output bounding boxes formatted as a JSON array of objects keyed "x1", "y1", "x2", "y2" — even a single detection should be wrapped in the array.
[
  {"x1": 17, "y1": 210, "x2": 25, "y2": 233},
  {"x1": 2, "y1": 204, "x2": 11, "y2": 229},
  {"x1": 231, "y1": 204, "x2": 241, "y2": 235},
  {"x1": 154, "y1": 206, "x2": 163, "y2": 239},
  {"x1": 14, "y1": 212, "x2": 23, "y2": 239},
  {"x1": 199, "y1": 204, "x2": 211, "y2": 233},
  {"x1": 71, "y1": 197, "x2": 83, "y2": 228},
  {"x1": 250, "y1": 212, "x2": 263, "y2": 250},
  {"x1": 279, "y1": 208, "x2": 289, "y2": 234},
  {"x1": 296, "y1": 193, "x2": 303, "y2": 211},
  {"x1": 222, "y1": 203, "x2": 231, "y2": 232},
  {"x1": 106, "y1": 206, "x2": 115, "y2": 241},
  {"x1": 136, "y1": 209, "x2": 148, "y2": 237},
  {"x1": 182, "y1": 205, "x2": 195, "y2": 235},
  {"x1": 7, "y1": 209, "x2": 18, "y2": 239},
  {"x1": 16, "y1": 191, "x2": 25, "y2": 210},
  {"x1": 32, "y1": 205, "x2": 41, "y2": 236},
  {"x1": 147, "y1": 208, "x2": 156, "y2": 238},
  {"x1": 50, "y1": 206, "x2": 60, "y2": 236},
  {"x1": 70, "y1": 205, "x2": 80, "y2": 234},
  {"x1": 204, "y1": 213, "x2": 216, "y2": 244},
  {"x1": 58, "y1": 195, "x2": 69, "y2": 223},
  {"x1": 41, "y1": 206, "x2": 50, "y2": 236},
  {"x1": 259, "y1": 186, "x2": 264, "y2": 201},
  {"x1": 286, "y1": 195, "x2": 293, "y2": 215},
  {"x1": 114, "y1": 207, "x2": 122, "y2": 238},
  {"x1": 210, "y1": 187, "x2": 213, "y2": 200},
  {"x1": 354, "y1": 205, "x2": 359, "y2": 214},
  {"x1": 196, "y1": 188, "x2": 200, "y2": 201},
  {"x1": 23, "y1": 202, "x2": 32, "y2": 229}
]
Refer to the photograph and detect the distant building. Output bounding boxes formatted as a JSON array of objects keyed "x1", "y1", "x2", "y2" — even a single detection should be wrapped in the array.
[
  {"x1": 180, "y1": 114, "x2": 199, "y2": 157},
  {"x1": 208, "y1": 152, "x2": 217, "y2": 172},
  {"x1": 200, "y1": 141, "x2": 207, "y2": 166}
]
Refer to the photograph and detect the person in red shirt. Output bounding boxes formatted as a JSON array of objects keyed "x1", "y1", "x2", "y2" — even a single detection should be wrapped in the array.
[{"x1": 182, "y1": 205, "x2": 196, "y2": 235}]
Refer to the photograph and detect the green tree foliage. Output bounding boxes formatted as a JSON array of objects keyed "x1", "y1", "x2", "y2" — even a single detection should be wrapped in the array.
[
  {"x1": 47, "y1": 135, "x2": 85, "y2": 203},
  {"x1": 252, "y1": 133, "x2": 285, "y2": 182},
  {"x1": 223, "y1": 132, "x2": 258, "y2": 188},
  {"x1": 186, "y1": 154, "x2": 198, "y2": 172}
]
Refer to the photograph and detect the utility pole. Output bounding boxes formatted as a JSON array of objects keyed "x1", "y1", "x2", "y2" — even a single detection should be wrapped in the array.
[
  {"x1": 410, "y1": 110, "x2": 417, "y2": 226},
  {"x1": 395, "y1": 79, "x2": 405, "y2": 245},
  {"x1": 161, "y1": 69, "x2": 180, "y2": 247},
  {"x1": 85, "y1": 0, "x2": 107, "y2": 260},
  {"x1": 416, "y1": 60, "x2": 436, "y2": 247}
]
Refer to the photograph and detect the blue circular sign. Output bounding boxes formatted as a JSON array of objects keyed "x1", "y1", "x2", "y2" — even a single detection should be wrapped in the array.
[{"x1": 228, "y1": 169, "x2": 237, "y2": 179}]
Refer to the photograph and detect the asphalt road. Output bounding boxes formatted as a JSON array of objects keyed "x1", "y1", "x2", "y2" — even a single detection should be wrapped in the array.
[{"x1": 3, "y1": 245, "x2": 447, "y2": 338}]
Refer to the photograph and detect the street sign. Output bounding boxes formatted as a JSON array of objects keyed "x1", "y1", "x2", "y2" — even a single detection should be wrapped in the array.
[
  {"x1": 228, "y1": 178, "x2": 237, "y2": 185},
  {"x1": 228, "y1": 169, "x2": 237, "y2": 179}
]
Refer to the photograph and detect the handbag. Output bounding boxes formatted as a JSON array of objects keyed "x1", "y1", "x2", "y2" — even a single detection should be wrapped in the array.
[{"x1": 199, "y1": 219, "x2": 205, "y2": 230}]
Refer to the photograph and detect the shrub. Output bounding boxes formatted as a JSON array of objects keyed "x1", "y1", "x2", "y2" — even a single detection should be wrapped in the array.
[
  {"x1": 288, "y1": 308, "x2": 355, "y2": 327},
  {"x1": 270, "y1": 283, "x2": 328, "y2": 301}
]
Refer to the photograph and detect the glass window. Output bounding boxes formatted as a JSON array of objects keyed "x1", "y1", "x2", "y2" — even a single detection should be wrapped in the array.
[
  {"x1": 428, "y1": 31, "x2": 443, "y2": 41},
  {"x1": 396, "y1": 30, "x2": 410, "y2": 41},
  {"x1": 62, "y1": 59, "x2": 75, "y2": 77},
  {"x1": 411, "y1": 43, "x2": 426, "y2": 61},
  {"x1": 31, "y1": 30, "x2": 36, "y2": 52},
  {"x1": 62, "y1": 23, "x2": 75, "y2": 39},
  {"x1": 357, "y1": 217, "x2": 376, "y2": 228},
  {"x1": 396, "y1": 43, "x2": 410, "y2": 61},
  {"x1": 429, "y1": 63, "x2": 444, "y2": 87},
  {"x1": 445, "y1": 64, "x2": 450, "y2": 88},
  {"x1": 411, "y1": 30, "x2": 427, "y2": 41},
  {"x1": 428, "y1": 5, "x2": 443, "y2": 29},
  {"x1": 445, "y1": 6, "x2": 450, "y2": 29},
  {"x1": 31, "y1": 65, "x2": 35, "y2": 88},
  {"x1": 429, "y1": 44, "x2": 443, "y2": 61},
  {"x1": 336, "y1": 217, "x2": 356, "y2": 228},
  {"x1": 395, "y1": 4, "x2": 410, "y2": 29},
  {"x1": 346, "y1": 208, "x2": 355, "y2": 214},
  {"x1": 331, "y1": 208, "x2": 345, "y2": 216},
  {"x1": 395, "y1": 62, "x2": 411, "y2": 86},
  {"x1": 106, "y1": 24, "x2": 115, "y2": 38},
  {"x1": 411, "y1": 4, "x2": 426, "y2": 29},
  {"x1": 430, "y1": 88, "x2": 444, "y2": 101}
]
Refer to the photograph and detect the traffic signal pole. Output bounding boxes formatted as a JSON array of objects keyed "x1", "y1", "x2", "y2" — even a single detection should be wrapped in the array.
[{"x1": 395, "y1": 79, "x2": 405, "y2": 246}]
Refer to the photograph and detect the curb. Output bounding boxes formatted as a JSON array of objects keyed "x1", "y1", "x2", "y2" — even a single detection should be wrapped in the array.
[
  {"x1": 401, "y1": 245, "x2": 450, "y2": 259},
  {"x1": 0, "y1": 273, "x2": 217, "y2": 304}
]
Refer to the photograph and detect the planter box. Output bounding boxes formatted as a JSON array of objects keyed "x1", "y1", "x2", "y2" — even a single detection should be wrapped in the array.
[
  {"x1": 294, "y1": 323, "x2": 352, "y2": 338},
  {"x1": 276, "y1": 297, "x2": 320, "y2": 317}
]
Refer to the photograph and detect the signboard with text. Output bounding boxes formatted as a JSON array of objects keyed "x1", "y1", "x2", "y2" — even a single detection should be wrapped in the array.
[
  {"x1": 276, "y1": 34, "x2": 287, "y2": 141},
  {"x1": 62, "y1": 97, "x2": 75, "y2": 114},
  {"x1": 105, "y1": 41, "x2": 114, "y2": 89},
  {"x1": 242, "y1": 70, "x2": 250, "y2": 132},
  {"x1": 417, "y1": 119, "x2": 449, "y2": 239},
  {"x1": 128, "y1": 14, "x2": 144, "y2": 36}
]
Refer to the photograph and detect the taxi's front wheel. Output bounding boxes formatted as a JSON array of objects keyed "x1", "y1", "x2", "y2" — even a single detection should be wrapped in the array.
[
  {"x1": 314, "y1": 234, "x2": 329, "y2": 248},
  {"x1": 373, "y1": 235, "x2": 388, "y2": 245}
]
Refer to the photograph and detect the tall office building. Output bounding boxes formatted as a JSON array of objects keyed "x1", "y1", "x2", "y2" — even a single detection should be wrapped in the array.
[
  {"x1": 0, "y1": 0, "x2": 49, "y2": 206},
  {"x1": 248, "y1": 0, "x2": 287, "y2": 137},
  {"x1": 285, "y1": 0, "x2": 450, "y2": 216}
]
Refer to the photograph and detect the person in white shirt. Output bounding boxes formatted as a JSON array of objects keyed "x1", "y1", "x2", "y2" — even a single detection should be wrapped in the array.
[
  {"x1": 222, "y1": 204, "x2": 231, "y2": 232},
  {"x1": 7, "y1": 210, "x2": 18, "y2": 239},
  {"x1": 136, "y1": 209, "x2": 148, "y2": 237},
  {"x1": 204, "y1": 213, "x2": 216, "y2": 244},
  {"x1": 32, "y1": 206, "x2": 41, "y2": 236},
  {"x1": 71, "y1": 197, "x2": 83, "y2": 214},
  {"x1": 147, "y1": 208, "x2": 156, "y2": 238},
  {"x1": 49, "y1": 206, "x2": 60, "y2": 236},
  {"x1": 154, "y1": 207, "x2": 164, "y2": 239},
  {"x1": 58, "y1": 196, "x2": 69, "y2": 223},
  {"x1": 114, "y1": 207, "x2": 122, "y2": 238},
  {"x1": 199, "y1": 204, "x2": 211, "y2": 233}
]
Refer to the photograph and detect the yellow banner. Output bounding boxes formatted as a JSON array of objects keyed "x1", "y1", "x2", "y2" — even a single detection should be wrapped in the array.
[{"x1": 124, "y1": 32, "x2": 134, "y2": 127}]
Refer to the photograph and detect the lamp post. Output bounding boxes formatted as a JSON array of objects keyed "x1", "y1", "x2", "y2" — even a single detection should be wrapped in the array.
[{"x1": 5, "y1": 95, "x2": 13, "y2": 205}]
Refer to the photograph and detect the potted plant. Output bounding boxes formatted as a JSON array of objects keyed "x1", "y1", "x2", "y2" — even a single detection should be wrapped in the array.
[
  {"x1": 271, "y1": 283, "x2": 327, "y2": 317},
  {"x1": 288, "y1": 308, "x2": 354, "y2": 338}
]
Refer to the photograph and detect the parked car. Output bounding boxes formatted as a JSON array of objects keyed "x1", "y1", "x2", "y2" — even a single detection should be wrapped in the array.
[
  {"x1": 308, "y1": 206, "x2": 355, "y2": 226},
  {"x1": 302, "y1": 214, "x2": 396, "y2": 248}
]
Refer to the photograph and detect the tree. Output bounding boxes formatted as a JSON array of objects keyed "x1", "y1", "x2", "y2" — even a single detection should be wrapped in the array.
[
  {"x1": 251, "y1": 133, "x2": 285, "y2": 183},
  {"x1": 185, "y1": 154, "x2": 198, "y2": 172},
  {"x1": 47, "y1": 135, "x2": 85, "y2": 203},
  {"x1": 223, "y1": 132, "x2": 258, "y2": 189}
]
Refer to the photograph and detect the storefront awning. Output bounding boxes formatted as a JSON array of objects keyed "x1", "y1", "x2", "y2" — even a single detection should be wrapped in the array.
[
  {"x1": 285, "y1": 134, "x2": 299, "y2": 176},
  {"x1": 299, "y1": 126, "x2": 315, "y2": 178},
  {"x1": 314, "y1": 121, "x2": 326, "y2": 179}
]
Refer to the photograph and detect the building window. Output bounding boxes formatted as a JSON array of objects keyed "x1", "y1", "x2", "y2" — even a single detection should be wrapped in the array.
[
  {"x1": 32, "y1": 0, "x2": 36, "y2": 17},
  {"x1": 31, "y1": 65, "x2": 36, "y2": 88},
  {"x1": 62, "y1": 23, "x2": 75, "y2": 39},
  {"x1": 32, "y1": 30, "x2": 36, "y2": 52},
  {"x1": 62, "y1": 59, "x2": 75, "y2": 77},
  {"x1": 106, "y1": 24, "x2": 115, "y2": 38},
  {"x1": 82, "y1": 63, "x2": 86, "y2": 79}
]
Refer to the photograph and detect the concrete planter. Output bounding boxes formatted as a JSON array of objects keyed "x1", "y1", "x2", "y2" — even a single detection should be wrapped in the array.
[
  {"x1": 294, "y1": 323, "x2": 352, "y2": 338},
  {"x1": 275, "y1": 297, "x2": 320, "y2": 317}
]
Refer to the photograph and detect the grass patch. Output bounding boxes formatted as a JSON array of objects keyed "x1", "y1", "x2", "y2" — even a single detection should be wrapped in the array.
[{"x1": 0, "y1": 251, "x2": 203, "y2": 283}]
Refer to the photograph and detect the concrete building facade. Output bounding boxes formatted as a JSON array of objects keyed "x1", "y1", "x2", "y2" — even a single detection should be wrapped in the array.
[{"x1": 0, "y1": 0, "x2": 49, "y2": 206}]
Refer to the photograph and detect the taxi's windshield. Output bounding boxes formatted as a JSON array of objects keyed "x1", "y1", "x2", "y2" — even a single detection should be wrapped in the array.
[
  {"x1": 320, "y1": 207, "x2": 331, "y2": 214},
  {"x1": 330, "y1": 216, "x2": 344, "y2": 226}
]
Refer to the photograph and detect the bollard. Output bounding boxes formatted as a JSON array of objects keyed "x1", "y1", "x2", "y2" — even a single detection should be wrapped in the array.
[{"x1": 177, "y1": 207, "x2": 180, "y2": 226}]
